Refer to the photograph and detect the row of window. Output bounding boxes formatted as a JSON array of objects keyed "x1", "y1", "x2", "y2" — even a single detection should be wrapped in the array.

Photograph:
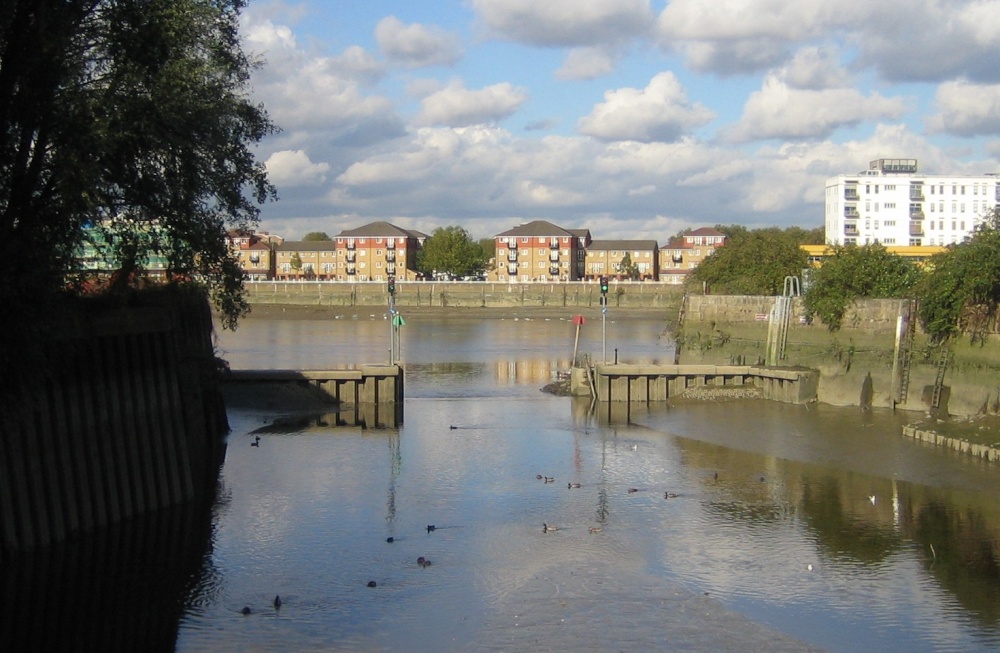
[
  {"x1": 275, "y1": 249, "x2": 407, "y2": 258},
  {"x1": 864, "y1": 220, "x2": 967, "y2": 231},
  {"x1": 859, "y1": 183, "x2": 994, "y2": 195}
]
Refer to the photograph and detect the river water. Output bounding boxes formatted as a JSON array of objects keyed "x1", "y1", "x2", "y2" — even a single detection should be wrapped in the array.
[{"x1": 169, "y1": 310, "x2": 1000, "y2": 653}]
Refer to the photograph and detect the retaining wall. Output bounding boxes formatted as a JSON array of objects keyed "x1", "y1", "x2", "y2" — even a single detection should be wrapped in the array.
[{"x1": 0, "y1": 299, "x2": 228, "y2": 553}]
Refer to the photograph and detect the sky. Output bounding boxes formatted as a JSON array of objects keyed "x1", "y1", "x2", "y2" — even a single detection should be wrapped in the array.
[{"x1": 240, "y1": 0, "x2": 1000, "y2": 242}]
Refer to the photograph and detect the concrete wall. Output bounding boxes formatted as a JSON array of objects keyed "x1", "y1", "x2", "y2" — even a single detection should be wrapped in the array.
[
  {"x1": 0, "y1": 300, "x2": 228, "y2": 553},
  {"x1": 678, "y1": 295, "x2": 1000, "y2": 418},
  {"x1": 245, "y1": 280, "x2": 685, "y2": 310}
]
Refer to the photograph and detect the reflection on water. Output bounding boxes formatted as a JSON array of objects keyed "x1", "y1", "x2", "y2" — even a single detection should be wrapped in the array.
[
  {"x1": 7, "y1": 315, "x2": 998, "y2": 652},
  {"x1": 197, "y1": 315, "x2": 1000, "y2": 652}
]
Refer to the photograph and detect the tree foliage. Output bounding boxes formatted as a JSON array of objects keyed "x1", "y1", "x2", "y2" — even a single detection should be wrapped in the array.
[
  {"x1": 689, "y1": 227, "x2": 809, "y2": 295},
  {"x1": 618, "y1": 252, "x2": 639, "y2": 279},
  {"x1": 918, "y1": 210, "x2": 1000, "y2": 343},
  {"x1": 803, "y1": 243, "x2": 923, "y2": 330},
  {"x1": 417, "y1": 226, "x2": 488, "y2": 278},
  {"x1": 0, "y1": 0, "x2": 276, "y2": 332},
  {"x1": 303, "y1": 231, "x2": 332, "y2": 241}
]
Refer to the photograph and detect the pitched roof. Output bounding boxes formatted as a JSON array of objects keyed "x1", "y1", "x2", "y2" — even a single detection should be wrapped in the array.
[
  {"x1": 587, "y1": 239, "x2": 659, "y2": 251},
  {"x1": 276, "y1": 240, "x2": 337, "y2": 252},
  {"x1": 687, "y1": 227, "x2": 726, "y2": 237},
  {"x1": 336, "y1": 221, "x2": 422, "y2": 239},
  {"x1": 494, "y1": 220, "x2": 574, "y2": 238},
  {"x1": 661, "y1": 237, "x2": 692, "y2": 250}
]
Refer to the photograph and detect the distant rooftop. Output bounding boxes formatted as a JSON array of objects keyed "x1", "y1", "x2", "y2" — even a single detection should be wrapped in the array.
[{"x1": 868, "y1": 158, "x2": 918, "y2": 174}]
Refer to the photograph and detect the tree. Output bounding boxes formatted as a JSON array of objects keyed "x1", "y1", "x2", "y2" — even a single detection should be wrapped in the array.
[
  {"x1": 290, "y1": 253, "x2": 303, "y2": 275},
  {"x1": 416, "y1": 226, "x2": 488, "y2": 278},
  {"x1": 477, "y1": 238, "x2": 495, "y2": 265},
  {"x1": 918, "y1": 210, "x2": 1000, "y2": 343},
  {"x1": 0, "y1": 0, "x2": 276, "y2": 333},
  {"x1": 689, "y1": 227, "x2": 809, "y2": 295},
  {"x1": 303, "y1": 232, "x2": 332, "y2": 241},
  {"x1": 618, "y1": 252, "x2": 639, "y2": 279},
  {"x1": 803, "y1": 243, "x2": 923, "y2": 330}
]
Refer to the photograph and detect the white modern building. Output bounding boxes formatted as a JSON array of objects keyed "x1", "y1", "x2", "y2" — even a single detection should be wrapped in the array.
[{"x1": 825, "y1": 159, "x2": 1000, "y2": 246}]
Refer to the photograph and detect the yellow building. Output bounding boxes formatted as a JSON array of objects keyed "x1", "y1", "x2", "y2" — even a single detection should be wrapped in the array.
[
  {"x1": 584, "y1": 240, "x2": 659, "y2": 280},
  {"x1": 801, "y1": 244, "x2": 946, "y2": 267},
  {"x1": 491, "y1": 220, "x2": 589, "y2": 282},
  {"x1": 275, "y1": 240, "x2": 337, "y2": 280},
  {"x1": 658, "y1": 227, "x2": 726, "y2": 284},
  {"x1": 334, "y1": 221, "x2": 426, "y2": 282},
  {"x1": 227, "y1": 230, "x2": 276, "y2": 280}
]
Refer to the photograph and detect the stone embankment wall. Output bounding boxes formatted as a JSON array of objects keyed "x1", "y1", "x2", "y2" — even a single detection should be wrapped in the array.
[
  {"x1": 0, "y1": 298, "x2": 228, "y2": 553},
  {"x1": 245, "y1": 280, "x2": 685, "y2": 310},
  {"x1": 677, "y1": 295, "x2": 1000, "y2": 419}
]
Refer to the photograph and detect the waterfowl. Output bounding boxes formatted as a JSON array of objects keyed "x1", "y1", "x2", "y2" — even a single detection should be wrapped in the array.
[
  {"x1": 241, "y1": 606, "x2": 252, "y2": 615},
  {"x1": 367, "y1": 580, "x2": 377, "y2": 588},
  {"x1": 567, "y1": 482, "x2": 581, "y2": 489},
  {"x1": 664, "y1": 492, "x2": 678, "y2": 499},
  {"x1": 417, "y1": 556, "x2": 432, "y2": 567},
  {"x1": 589, "y1": 527, "x2": 602, "y2": 534},
  {"x1": 627, "y1": 488, "x2": 639, "y2": 494},
  {"x1": 869, "y1": 495, "x2": 876, "y2": 505},
  {"x1": 544, "y1": 477, "x2": 555, "y2": 483},
  {"x1": 542, "y1": 523, "x2": 558, "y2": 532},
  {"x1": 536, "y1": 474, "x2": 543, "y2": 480},
  {"x1": 250, "y1": 436, "x2": 260, "y2": 447},
  {"x1": 273, "y1": 595, "x2": 282, "y2": 610},
  {"x1": 426, "y1": 524, "x2": 436, "y2": 532}
]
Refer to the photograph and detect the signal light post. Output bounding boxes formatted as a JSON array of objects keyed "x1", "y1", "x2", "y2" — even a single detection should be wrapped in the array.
[
  {"x1": 387, "y1": 276, "x2": 397, "y2": 363},
  {"x1": 599, "y1": 276, "x2": 608, "y2": 362}
]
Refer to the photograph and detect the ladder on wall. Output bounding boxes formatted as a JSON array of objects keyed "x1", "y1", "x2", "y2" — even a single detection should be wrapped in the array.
[
  {"x1": 930, "y1": 341, "x2": 951, "y2": 413},
  {"x1": 766, "y1": 276, "x2": 799, "y2": 366},
  {"x1": 674, "y1": 294, "x2": 688, "y2": 364},
  {"x1": 895, "y1": 300, "x2": 918, "y2": 406}
]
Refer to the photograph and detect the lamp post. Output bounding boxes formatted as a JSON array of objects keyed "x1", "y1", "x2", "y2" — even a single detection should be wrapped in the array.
[{"x1": 600, "y1": 276, "x2": 608, "y2": 363}]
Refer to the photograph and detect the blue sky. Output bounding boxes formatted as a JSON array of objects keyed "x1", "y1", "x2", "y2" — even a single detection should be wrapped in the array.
[{"x1": 241, "y1": 0, "x2": 1000, "y2": 241}]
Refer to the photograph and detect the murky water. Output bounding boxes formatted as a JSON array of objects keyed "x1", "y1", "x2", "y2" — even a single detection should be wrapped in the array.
[{"x1": 183, "y1": 312, "x2": 1000, "y2": 652}]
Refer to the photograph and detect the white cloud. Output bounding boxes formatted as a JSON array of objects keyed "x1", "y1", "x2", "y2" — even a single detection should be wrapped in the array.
[
  {"x1": 780, "y1": 46, "x2": 850, "y2": 90},
  {"x1": 471, "y1": 0, "x2": 654, "y2": 47},
  {"x1": 243, "y1": 0, "x2": 1000, "y2": 243},
  {"x1": 725, "y1": 75, "x2": 907, "y2": 142},
  {"x1": 857, "y1": 1, "x2": 1000, "y2": 82},
  {"x1": 656, "y1": 0, "x2": 855, "y2": 74},
  {"x1": 578, "y1": 72, "x2": 714, "y2": 142},
  {"x1": 654, "y1": 0, "x2": 1000, "y2": 82},
  {"x1": 925, "y1": 80, "x2": 1000, "y2": 137},
  {"x1": 243, "y1": 17, "x2": 396, "y2": 134},
  {"x1": 265, "y1": 150, "x2": 331, "y2": 186},
  {"x1": 416, "y1": 80, "x2": 528, "y2": 127},
  {"x1": 556, "y1": 48, "x2": 617, "y2": 80},
  {"x1": 375, "y1": 16, "x2": 463, "y2": 68}
]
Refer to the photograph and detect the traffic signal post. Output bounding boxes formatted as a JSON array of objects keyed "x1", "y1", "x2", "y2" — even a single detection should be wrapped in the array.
[{"x1": 600, "y1": 276, "x2": 608, "y2": 363}]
